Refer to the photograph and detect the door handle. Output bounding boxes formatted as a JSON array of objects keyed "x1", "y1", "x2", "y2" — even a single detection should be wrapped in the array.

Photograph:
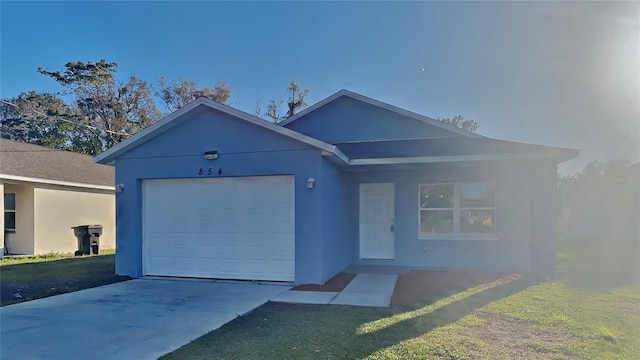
[{"x1": 390, "y1": 224, "x2": 395, "y2": 233}]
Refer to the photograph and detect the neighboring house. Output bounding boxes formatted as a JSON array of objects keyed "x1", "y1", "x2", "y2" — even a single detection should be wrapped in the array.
[
  {"x1": 95, "y1": 90, "x2": 578, "y2": 284},
  {"x1": 1, "y1": 139, "x2": 116, "y2": 257}
]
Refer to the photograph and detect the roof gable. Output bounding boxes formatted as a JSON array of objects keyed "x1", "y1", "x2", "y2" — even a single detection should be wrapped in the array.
[
  {"x1": 281, "y1": 89, "x2": 483, "y2": 142},
  {"x1": 94, "y1": 97, "x2": 348, "y2": 165},
  {"x1": 0, "y1": 139, "x2": 114, "y2": 189}
]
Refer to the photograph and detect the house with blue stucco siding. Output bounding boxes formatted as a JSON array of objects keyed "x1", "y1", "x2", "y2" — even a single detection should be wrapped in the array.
[{"x1": 95, "y1": 90, "x2": 578, "y2": 285}]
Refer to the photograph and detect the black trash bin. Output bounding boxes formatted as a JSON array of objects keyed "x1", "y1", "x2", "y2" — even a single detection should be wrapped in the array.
[{"x1": 71, "y1": 225, "x2": 103, "y2": 255}]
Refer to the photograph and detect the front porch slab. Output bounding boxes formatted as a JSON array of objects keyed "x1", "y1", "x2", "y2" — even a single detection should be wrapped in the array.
[{"x1": 330, "y1": 273, "x2": 397, "y2": 307}]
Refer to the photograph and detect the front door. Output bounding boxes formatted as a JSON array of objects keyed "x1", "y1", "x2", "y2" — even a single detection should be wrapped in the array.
[{"x1": 359, "y1": 183, "x2": 395, "y2": 259}]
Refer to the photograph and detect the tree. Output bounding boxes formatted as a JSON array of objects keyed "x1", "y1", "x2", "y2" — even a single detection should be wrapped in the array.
[
  {"x1": 261, "y1": 80, "x2": 311, "y2": 123},
  {"x1": 437, "y1": 115, "x2": 479, "y2": 132},
  {"x1": 264, "y1": 99, "x2": 285, "y2": 123},
  {"x1": 37, "y1": 60, "x2": 162, "y2": 154},
  {"x1": 157, "y1": 78, "x2": 231, "y2": 112},
  {"x1": 285, "y1": 80, "x2": 311, "y2": 118},
  {"x1": 0, "y1": 91, "x2": 73, "y2": 150}
]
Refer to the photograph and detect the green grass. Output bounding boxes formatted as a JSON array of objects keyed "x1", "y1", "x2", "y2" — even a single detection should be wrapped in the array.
[
  {"x1": 0, "y1": 249, "x2": 116, "y2": 265},
  {"x1": 162, "y1": 281, "x2": 640, "y2": 360},
  {"x1": 0, "y1": 250, "x2": 128, "y2": 306},
  {"x1": 163, "y1": 243, "x2": 640, "y2": 360}
]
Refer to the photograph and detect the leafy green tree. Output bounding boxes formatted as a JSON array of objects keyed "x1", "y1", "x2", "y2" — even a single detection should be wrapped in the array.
[
  {"x1": 437, "y1": 115, "x2": 479, "y2": 132},
  {"x1": 0, "y1": 91, "x2": 74, "y2": 150},
  {"x1": 37, "y1": 60, "x2": 162, "y2": 154},
  {"x1": 157, "y1": 78, "x2": 231, "y2": 112}
]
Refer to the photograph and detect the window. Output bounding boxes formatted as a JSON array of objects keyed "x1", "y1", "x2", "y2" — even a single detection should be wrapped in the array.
[
  {"x1": 419, "y1": 183, "x2": 495, "y2": 238},
  {"x1": 4, "y1": 193, "x2": 16, "y2": 232}
]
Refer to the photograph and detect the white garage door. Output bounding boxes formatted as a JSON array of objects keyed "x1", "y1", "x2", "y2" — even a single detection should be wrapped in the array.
[{"x1": 143, "y1": 176, "x2": 295, "y2": 281}]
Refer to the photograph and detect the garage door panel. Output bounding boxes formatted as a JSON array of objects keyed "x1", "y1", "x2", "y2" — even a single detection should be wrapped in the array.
[{"x1": 143, "y1": 176, "x2": 295, "y2": 281}]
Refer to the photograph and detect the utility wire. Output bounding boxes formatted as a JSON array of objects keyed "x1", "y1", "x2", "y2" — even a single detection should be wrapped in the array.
[{"x1": 0, "y1": 99, "x2": 131, "y2": 137}]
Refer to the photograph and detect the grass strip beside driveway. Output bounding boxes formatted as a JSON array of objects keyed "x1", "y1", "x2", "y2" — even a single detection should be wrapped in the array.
[{"x1": 1, "y1": 253, "x2": 129, "y2": 306}]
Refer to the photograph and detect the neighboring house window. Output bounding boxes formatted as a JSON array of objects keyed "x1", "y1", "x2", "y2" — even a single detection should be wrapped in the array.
[
  {"x1": 4, "y1": 193, "x2": 16, "y2": 232},
  {"x1": 419, "y1": 183, "x2": 495, "y2": 237}
]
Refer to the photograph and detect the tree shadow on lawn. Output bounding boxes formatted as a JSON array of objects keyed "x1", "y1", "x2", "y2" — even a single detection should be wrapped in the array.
[{"x1": 352, "y1": 274, "x2": 536, "y2": 359}]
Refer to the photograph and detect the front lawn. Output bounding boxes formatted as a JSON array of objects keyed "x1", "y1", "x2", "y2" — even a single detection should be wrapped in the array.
[
  {"x1": 163, "y1": 279, "x2": 639, "y2": 360},
  {"x1": 163, "y1": 248, "x2": 640, "y2": 359},
  {"x1": 0, "y1": 251, "x2": 130, "y2": 306}
]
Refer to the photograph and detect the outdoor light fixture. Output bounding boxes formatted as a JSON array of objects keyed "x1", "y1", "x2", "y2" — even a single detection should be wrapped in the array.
[
  {"x1": 307, "y1": 177, "x2": 315, "y2": 189},
  {"x1": 203, "y1": 151, "x2": 219, "y2": 160},
  {"x1": 115, "y1": 183, "x2": 124, "y2": 193}
]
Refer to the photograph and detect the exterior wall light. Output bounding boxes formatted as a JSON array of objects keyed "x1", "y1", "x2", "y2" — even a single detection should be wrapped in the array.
[
  {"x1": 115, "y1": 183, "x2": 124, "y2": 193},
  {"x1": 307, "y1": 177, "x2": 315, "y2": 189},
  {"x1": 203, "y1": 151, "x2": 219, "y2": 160}
]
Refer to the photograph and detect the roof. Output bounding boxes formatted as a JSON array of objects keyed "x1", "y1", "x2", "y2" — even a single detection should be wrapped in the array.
[
  {"x1": 93, "y1": 91, "x2": 579, "y2": 167},
  {"x1": 279, "y1": 89, "x2": 484, "y2": 139},
  {"x1": 94, "y1": 97, "x2": 349, "y2": 165},
  {"x1": 335, "y1": 138, "x2": 579, "y2": 165},
  {"x1": 1, "y1": 138, "x2": 115, "y2": 190}
]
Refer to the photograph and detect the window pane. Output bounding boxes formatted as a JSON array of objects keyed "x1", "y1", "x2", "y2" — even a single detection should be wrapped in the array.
[
  {"x1": 460, "y1": 210, "x2": 494, "y2": 233},
  {"x1": 4, "y1": 212, "x2": 16, "y2": 230},
  {"x1": 4, "y1": 193, "x2": 15, "y2": 211},
  {"x1": 460, "y1": 183, "x2": 494, "y2": 208},
  {"x1": 420, "y1": 210, "x2": 453, "y2": 233},
  {"x1": 420, "y1": 184, "x2": 453, "y2": 208}
]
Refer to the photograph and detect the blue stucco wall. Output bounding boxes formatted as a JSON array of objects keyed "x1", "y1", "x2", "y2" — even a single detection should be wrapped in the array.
[
  {"x1": 284, "y1": 96, "x2": 461, "y2": 143},
  {"x1": 113, "y1": 105, "x2": 327, "y2": 284},
  {"x1": 341, "y1": 160, "x2": 541, "y2": 273},
  {"x1": 319, "y1": 159, "x2": 353, "y2": 282}
]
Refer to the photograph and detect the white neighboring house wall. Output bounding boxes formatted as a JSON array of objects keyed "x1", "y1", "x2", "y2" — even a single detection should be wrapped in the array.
[
  {"x1": 33, "y1": 186, "x2": 115, "y2": 254},
  {"x1": 3, "y1": 183, "x2": 35, "y2": 255}
]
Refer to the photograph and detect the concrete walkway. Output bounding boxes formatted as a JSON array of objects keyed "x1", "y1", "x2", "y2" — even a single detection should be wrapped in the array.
[
  {"x1": 0, "y1": 278, "x2": 290, "y2": 360},
  {"x1": 271, "y1": 273, "x2": 398, "y2": 307}
]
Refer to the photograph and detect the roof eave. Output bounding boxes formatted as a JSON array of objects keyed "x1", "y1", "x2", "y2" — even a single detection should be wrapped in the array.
[
  {"x1": 0, "y1": 174, "x2": 115, "y2": 191},
  {"x1": 349, "y1": 150, "x2": 580, "y2": 166}
]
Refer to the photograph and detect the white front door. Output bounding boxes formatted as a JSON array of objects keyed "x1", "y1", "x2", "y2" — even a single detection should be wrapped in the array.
[{"x1": 359, "y1": 183, "x2": 395, "y2": 259}]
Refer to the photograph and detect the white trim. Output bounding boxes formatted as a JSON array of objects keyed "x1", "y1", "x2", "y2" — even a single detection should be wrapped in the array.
[
  {"x1": 279, "y1": 89, "x2": 483, "y2": 139},
  {"x1": 349, "y1": 152, "x2": 558, "y2": 166},
  {"x1": 419, "y1": 234, "x2": 499, "y2": 241},
  {"x1": 4, "y1": 192, "x2": 16, "y2": 232},
  {"x1": 0, "y1": 174, "x2": 115, "y2": 191},
  {"x1": 94, "y1": 97, "x2": 349, "y2": 165}
]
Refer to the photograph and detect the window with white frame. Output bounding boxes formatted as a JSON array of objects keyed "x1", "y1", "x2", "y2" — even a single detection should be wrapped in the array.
[
  {"x1": 4, "y1": 193, "x2": 16, "y2": 232},
  {"x1": 419, "y1": 183, "x2": 495, "y2": 237}
]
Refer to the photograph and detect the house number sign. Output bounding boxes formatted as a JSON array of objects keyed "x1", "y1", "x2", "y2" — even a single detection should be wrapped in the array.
[{"x1": 198, "y1": 168, "x2": 222, "y2": 176}]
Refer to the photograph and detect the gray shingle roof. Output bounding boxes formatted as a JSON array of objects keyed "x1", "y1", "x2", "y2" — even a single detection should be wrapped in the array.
[
  {"x1": 335, "y1": 138, "x2": 579, "y2": 162},
  {"x1": 0, "y1": 138, "x2": 114, "y2": 187}
]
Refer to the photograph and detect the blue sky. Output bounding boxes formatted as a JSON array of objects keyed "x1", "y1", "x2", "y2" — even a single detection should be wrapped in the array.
[{"x1": 1, "y1": 1, "x2": 638, "y2": 174}]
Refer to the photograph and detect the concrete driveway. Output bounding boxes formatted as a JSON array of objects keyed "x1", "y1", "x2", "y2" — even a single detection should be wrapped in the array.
[{"x1": 0, "y1": 278, "x2": 290, "y2": 360}]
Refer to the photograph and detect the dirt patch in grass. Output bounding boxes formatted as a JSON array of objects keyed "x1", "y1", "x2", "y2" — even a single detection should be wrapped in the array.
[
  {"x1": 391, "y1": 270, "x2": 519, "y2": 306},
  {"x1": 466, "y1": 313, "x2": 577, "y2": 359},
  {"x1": 292, "y1": 273, "x2": 356, "y2": 292}
]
